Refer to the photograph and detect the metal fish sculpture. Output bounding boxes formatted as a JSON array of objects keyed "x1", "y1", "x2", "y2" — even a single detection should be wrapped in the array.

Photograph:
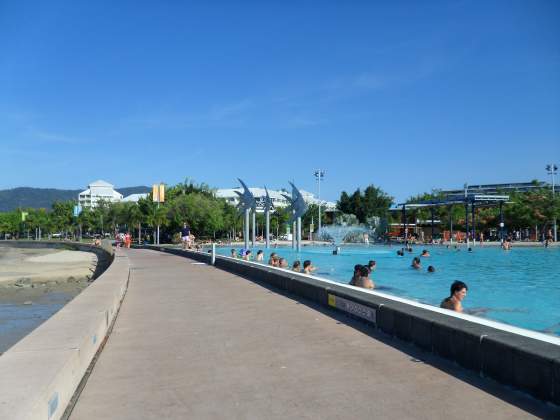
[
  {"x1": 264, "y1": 186, "x2": 273, "y2": 213},
  {"x1": 282, "y1": 182, "x2": 308, "y2": 223},
  {"x1": 235, "y1": 178, "x2": 256, "y2": 213}
]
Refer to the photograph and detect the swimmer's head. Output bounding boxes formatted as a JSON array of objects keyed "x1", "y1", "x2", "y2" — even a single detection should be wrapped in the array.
[
  {"x1": 450, "y1": 281, "x2": 468, "y2": 300},
  {"x1": 427, "y1": 266, "x2": 435, "y2": 273},
  {"x1": 359, "y1": 266, "x2": 370, "y2": 277}
]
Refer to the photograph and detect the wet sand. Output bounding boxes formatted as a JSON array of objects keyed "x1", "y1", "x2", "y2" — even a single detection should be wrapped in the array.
[{"x1": 0, "y1": 247, "x2": 98, "y2": 353}]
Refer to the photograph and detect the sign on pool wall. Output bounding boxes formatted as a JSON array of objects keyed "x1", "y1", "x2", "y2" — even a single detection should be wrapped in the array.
[{"x1": 328, "y1": 294, "x2": 377, "y2": 324}]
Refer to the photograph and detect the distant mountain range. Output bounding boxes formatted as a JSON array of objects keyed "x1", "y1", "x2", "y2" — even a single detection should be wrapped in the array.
[{"x1": 0, "y1": 186, "x2": 151, "y2": 212}]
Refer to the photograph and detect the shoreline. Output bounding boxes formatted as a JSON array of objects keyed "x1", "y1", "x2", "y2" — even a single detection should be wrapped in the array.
[{"x1": 0, "y1": 247, "x2": 99, "y2": 353}]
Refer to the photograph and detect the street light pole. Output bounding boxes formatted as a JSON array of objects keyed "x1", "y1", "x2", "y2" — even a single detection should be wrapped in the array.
[
  {"x1": 314, "y1": 170, "x2": 325, "y2": 236},
  {"x1": 547, "y1": 164, "x2": 558, "y2": 242}
]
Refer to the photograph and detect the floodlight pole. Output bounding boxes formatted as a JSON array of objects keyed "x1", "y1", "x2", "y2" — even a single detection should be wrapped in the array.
[
  {"x1": 471, "y1": 203, "x2": 476, "y2": 247},
  {"x1": 464, "y1": 183, "x2": 469, "y2": 248},
  {"x1": 465, "y1": 203, "x2": 469, "y2": 248},
  {"x1": 315, "y1": 170, "x2": 325, "y2": 235},
  {"x1": 449, "y1": 205, "x2": 453, "y2": 243},
  {"x1": 548, "y1": 164, "x2": 558, "y2": 242},
  {"x1": 499, "y1": 202, "x2": 504, "y2": 243},
  {"x1": 430, "y1": 208, "x2": 435, "y2": 242}
]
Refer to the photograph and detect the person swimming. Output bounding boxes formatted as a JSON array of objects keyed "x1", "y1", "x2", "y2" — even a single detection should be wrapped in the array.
[
  {"x1": 427, "y1": 265, "x2": 435, "y2": 273},
  {"x1": 303, "y1": 260, "x2": 316, "y2": 275},
  {"x1": 411, "y1": 257, "x2": 421, "y2": 270},
  {"x1": 292, "y1": 260, "x2": 301, "y2": 272},
  {"x1": 440, "y1": 281, "x2": 468, "y2": 313},
  {"x1": 256, "y1": 250, "x2": 264, "y2": 262},
  {"x1": 354, "y1": 265, "x2": 374, "y2": 290},
  {"x1": 421, "y1": 249, "x2": 430, "y2": 257},
  {"x1": 230, "y1": 249, "x2": 237, "y2": 258},
  {"x1": 349, "y1": 264, "x2": 363, "y2": 286},
  {"x1": 367, "y1": 260, "x2": 377, "y2": 272},
  {"x1": 278, "y1": 257, "x2": 288, "y2": 268},
  {"x1": 268, "y1": 252, "x2": 278, "y2": 266}
]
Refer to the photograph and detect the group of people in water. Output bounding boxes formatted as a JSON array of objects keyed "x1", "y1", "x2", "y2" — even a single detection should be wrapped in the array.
[
  {"x1": 230, "y1": 248, "x2": 317, "y2": 275},
  {"x1": 227, "y1": 245, "x2": 468, "y2": 313}
]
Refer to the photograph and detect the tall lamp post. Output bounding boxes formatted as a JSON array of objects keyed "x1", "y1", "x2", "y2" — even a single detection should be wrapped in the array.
[
  {"x1": 314, "y1": 170, "x2": 325, "y2": 236},
  {"x1": 546, "y1": 164, "x2": 558, "y2": 242}
]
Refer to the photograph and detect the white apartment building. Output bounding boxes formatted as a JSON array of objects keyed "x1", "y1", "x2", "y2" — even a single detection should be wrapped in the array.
[
  {"x1": 215, "y1": 187, "x2": 337, "y2": 213},
  {"x1": 78, "y1": 180, "x2": 124, "y2": 208}
]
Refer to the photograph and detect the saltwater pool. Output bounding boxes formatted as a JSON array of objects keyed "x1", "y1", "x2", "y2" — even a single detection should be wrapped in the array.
[{"x1": 215, "y1": 244, "x2": 560, "y2": 336}]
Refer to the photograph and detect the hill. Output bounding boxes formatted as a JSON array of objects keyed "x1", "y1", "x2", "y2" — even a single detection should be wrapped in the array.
[{"x1": 0, "y1": 186, "x2": 150, "y2": 212}]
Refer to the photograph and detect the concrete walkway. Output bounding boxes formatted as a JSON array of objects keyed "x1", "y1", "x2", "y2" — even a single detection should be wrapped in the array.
[{"x1": 70, "y1": 249, "x2": 557, "y2": 419}]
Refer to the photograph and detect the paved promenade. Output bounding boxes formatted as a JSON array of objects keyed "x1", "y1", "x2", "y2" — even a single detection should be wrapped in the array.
[{"x1": 70, "y1": 249, "x2": 557, "y2": 419}]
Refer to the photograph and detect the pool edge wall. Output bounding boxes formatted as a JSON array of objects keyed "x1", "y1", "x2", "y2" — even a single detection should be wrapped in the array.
[
  {"x1": 140, "y1": 245, "x2": 560, "y2": 406},
  {"x1": 0, "y1": 242, "x2": 129, "y2": 420}
]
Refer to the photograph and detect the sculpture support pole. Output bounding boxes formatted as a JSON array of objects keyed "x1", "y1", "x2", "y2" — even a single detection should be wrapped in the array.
[
  {"x1": 265, "y1": 209, "x2": 270, "y2": 248},
  {"x1": 297, "y1": 217, "x2": 302, "y2": 252},
  {"x1": 252, "y1": 210, "x2": 256, "y2": 248},
  {"x1": 244, "y1": 209, "x2": 250, "y2": 250},
  {"x1": 292, "y1": 221, "x2": 296, "y2": 249}
]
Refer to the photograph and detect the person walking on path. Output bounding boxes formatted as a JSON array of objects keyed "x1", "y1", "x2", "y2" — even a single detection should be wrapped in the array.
[{"x1": 181, "y1": 223, "x2": 191, "y2": 250}]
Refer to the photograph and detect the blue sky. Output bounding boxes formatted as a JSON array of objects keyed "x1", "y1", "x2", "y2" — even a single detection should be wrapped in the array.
[{"x1": 1, "y1": 0, "x2": 559, "y2": 202}]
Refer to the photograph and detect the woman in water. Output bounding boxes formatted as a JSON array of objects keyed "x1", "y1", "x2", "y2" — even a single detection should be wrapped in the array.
[
  {"x1": 411, "y1": 257, "x2": 421, "y2": 269},
  {"x1": 440, "y1": 281, "x2": 468, "y2": 313}
]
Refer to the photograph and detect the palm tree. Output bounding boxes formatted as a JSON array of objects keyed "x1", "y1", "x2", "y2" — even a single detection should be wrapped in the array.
[{"x1": 125, "y1": 203, "x2": 144, "y2": 244}]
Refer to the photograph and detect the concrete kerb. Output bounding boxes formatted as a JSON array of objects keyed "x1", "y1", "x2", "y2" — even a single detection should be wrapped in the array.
[
  {"x1": 138, "y1": 244, "x2": 560, "y2": 406},
  {"x1": 0, "y1": 244, "x2": 129, "y2": 420}
]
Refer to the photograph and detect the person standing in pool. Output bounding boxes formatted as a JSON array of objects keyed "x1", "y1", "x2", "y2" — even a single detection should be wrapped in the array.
[
  {"x1": 440, "y1": 281, "x2": 468, "y2": 313},
  {"x1": 355, "y1": 265, "x2": 374, "y2": 289},
  {"x1": 350, "y1": 264, "x2": 363, "y2": 285},
  {"x1": 303, "y1": 260, "x2": 316, "y2": 275}
]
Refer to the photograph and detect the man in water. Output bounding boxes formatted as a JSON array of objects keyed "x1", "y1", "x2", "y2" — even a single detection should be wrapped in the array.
[
  {"x1": 354, "y1": 265, "x2": 374, "y2": 289},
  {"x1": 440, "y1": 281, "x2": 468, "y2": 312},
  {"x1": 421, "y1": 249, "x2": 430, "y2": 257},
  {"x1": 411, "y1": 257, "x2": 421, "y2": 270},
  {"x1": 349, "y1": 264, "x2": 363, "y2": 286},
  {"x1": 427, "y1": 265, "x2": 435, "y2": 273},
  {"x1": 230, "y1": 249, "x2": 237, "y2": 258},
  {"x1": 278, "y1": 258, "x2": 289, "y2": 268}
]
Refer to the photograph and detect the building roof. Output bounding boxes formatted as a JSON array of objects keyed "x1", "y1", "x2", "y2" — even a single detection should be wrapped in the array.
[
  {"x1": 88, "y1": 180, "x2": 114, "y2": 188},
  {"x1": 122, "y1": 193, "x2": 149, "y2": 202}
]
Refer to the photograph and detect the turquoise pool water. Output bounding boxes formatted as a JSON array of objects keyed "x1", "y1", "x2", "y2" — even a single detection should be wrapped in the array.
[{"x1": 215, "y1": 244, "x2": 560, "y2": 336}]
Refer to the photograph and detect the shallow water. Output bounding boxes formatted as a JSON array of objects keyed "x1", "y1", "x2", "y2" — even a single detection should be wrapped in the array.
[
  {"x1": 0, "y1": 291, "x2": 75, "y2": 353},
  {"x1": 216, "y1": 244, "x2": 560, "y2": 336}
]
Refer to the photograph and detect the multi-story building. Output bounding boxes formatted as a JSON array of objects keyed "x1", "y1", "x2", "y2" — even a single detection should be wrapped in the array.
[{"x1": 78, "y1": 180, "x2": 124, "y2": 208}]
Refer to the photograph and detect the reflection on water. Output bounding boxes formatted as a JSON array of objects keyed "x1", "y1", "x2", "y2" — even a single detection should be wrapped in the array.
[{"x1": 0, "y1": 291, "x2": 75, "y2": 353}]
